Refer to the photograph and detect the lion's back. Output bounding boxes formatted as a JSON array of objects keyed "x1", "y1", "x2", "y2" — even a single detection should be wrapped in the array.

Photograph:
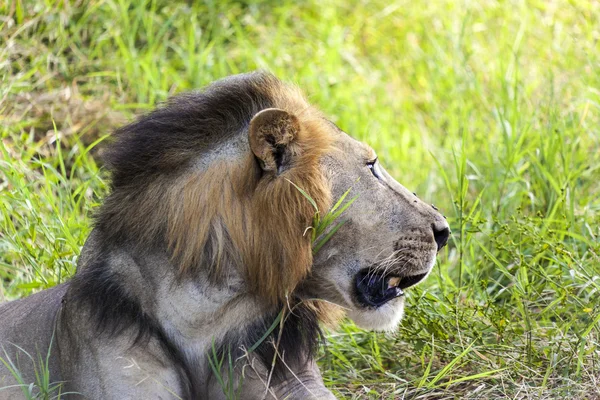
[{"x1": 0, "y1": 283, "x2": 68, "y2": 399}]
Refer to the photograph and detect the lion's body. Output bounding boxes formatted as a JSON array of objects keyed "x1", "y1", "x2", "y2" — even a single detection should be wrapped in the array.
[
  {"x1": 0, "y1": 72, "x2": 448, "y2": 399},
  {"x1": 0, "y1": 285, "x2": 66, "y2": 397}
]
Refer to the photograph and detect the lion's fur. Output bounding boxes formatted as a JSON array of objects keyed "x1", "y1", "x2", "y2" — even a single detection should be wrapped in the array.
[{"x1": 97, "y1": 74, "x2": 335, "y2": 305}]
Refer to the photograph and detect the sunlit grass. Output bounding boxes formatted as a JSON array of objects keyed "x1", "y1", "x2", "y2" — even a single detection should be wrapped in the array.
[{"x1": 1, "y1": 0, "x2": 599, "y2": 398}]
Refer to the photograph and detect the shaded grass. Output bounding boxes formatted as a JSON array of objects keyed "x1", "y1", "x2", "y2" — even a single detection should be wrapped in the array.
[{"x1": 1, "y1": 0, "x2": 599, "y2": 398}]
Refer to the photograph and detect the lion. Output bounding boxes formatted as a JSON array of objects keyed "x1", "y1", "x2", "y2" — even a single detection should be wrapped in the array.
[{"x1": 0, "y1": 72, "x2": 449, "y2": 399}]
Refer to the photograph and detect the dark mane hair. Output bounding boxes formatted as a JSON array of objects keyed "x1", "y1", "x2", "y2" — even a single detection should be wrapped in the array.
[{"x1": 102, "y1": 72, "x2": 282, "y2": 189}]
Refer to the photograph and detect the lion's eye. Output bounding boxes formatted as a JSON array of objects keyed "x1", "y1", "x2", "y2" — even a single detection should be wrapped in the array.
[{"x1": 367, "y1": 158, "x2": 382, "y2": 179}]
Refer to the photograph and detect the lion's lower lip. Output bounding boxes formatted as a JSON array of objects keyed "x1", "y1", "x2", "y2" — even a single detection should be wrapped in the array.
[{"x1": 354, "y1": 270, "x2": 428, "y2": 308}]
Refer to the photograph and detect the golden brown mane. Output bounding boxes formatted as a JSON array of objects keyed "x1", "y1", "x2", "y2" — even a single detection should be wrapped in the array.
[
  {"x1": 167, "y1": 115, "x2": 334, "y2": 304},
  {"x1": 98, "y1": 73, "x2": 339, "y2": 306}
]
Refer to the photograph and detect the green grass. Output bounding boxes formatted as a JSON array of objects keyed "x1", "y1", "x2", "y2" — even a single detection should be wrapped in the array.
[{"x1": 1, "y1": 0, "x2": 599, "y2": 398}]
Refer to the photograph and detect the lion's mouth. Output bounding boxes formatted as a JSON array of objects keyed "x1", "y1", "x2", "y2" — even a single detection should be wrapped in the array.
[{"x1": 354, "y1": 269, "x2": 427, "y2": 308}]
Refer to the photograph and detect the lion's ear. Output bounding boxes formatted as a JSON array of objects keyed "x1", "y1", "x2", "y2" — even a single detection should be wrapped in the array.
[{"x1": 249, "y1": 108, "x2": 300, "y2": 174}]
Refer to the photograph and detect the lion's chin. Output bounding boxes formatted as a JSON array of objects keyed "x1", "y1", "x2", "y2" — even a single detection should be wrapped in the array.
[{"x1": 347, "y1": 296, "x2": 405, "y2": 332}]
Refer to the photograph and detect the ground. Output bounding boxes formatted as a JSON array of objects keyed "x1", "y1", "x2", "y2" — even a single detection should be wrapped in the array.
[{"x1": 1, "y1": 1, "x2": 599, "y2": 399}]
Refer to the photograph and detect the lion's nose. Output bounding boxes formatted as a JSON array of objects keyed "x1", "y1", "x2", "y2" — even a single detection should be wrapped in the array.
[{"x1": 432, "y1": 223, "x2": 450, "y2": 252}]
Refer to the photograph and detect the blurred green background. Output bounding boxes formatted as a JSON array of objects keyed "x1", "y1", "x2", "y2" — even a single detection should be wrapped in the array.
[{"x1": 1, "y1": 0, "x2": 599, "y2": 398}]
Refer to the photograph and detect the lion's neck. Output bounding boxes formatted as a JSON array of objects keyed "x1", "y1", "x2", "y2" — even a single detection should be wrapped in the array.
[
  {"x1": 149, "y1": 259, "x2": 268, "y2": 359},
  {"x1": 74, "y1": 228, "x2": 271, "y2": 363}
]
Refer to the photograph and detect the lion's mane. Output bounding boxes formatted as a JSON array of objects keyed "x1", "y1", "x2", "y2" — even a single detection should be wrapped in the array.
[{"x1": 69, "y1": 73, "x2": 343, "y2": 386}]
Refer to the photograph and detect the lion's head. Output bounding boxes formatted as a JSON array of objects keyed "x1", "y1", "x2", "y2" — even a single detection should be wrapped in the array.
[
  {"x1": 302, "y1": 130, "x2": 450, "y2": 331},
  {"x1": 97, "y1": 72, "x2": 449, "y2": 333}
]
